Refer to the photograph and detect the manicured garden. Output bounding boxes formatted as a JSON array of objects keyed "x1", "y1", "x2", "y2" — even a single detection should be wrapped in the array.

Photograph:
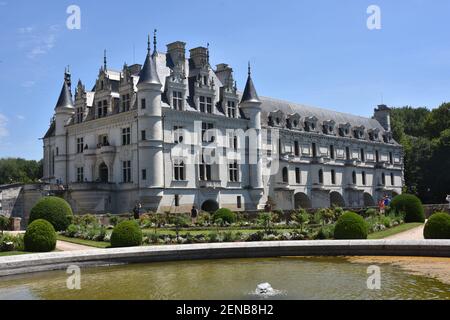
[{"x1": 1, "y1": 193, "x2": 449, "y2": 254}]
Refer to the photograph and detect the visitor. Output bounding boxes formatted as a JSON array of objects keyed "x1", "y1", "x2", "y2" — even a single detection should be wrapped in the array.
[
  {"x1": 191, "y1": 205, "x2": 199, "y2": 224},
  {"x1": 378, "y1": 198, "x2": 386, "y2": 215},
  {"x1": 133, "y1": 203, "x2": 142, "y2": 220},
  {"x1": 384, "y1": 195, "x2": 392, "y2": 207},
  {"x1": 264, "y1": 202, "x2": 272, "y2": 213}
]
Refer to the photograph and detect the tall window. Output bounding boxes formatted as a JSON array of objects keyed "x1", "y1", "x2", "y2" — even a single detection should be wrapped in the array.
[
  {"x1": 294, "y1": 141, "x2": 300, "y2": 157},
  {"x1": 362, "y1": 171, "x2": 367, "y2": 186},
  {"x1": 174, "y1": 195, "x2": 180, "y2": 207},
  {"x1": 390, "y1": 173, "x2": 395, "y2": 186},
  {"x1": 389, "y1": 152, "x2": 394, "y2": 165},
  {"x1": 76, "y1": 138, "x2": 84, "y2": 154},
  {"x1": 295, "y1": 168, "x2": 301, "y2": 184},
  {"x1": 331, "y1": 170, "x2": 336, "y2": 185},
  {"x1": 199, "y1": 156, "x2": 212, "y2": 181},
  {"x1": 142, "y1": 169, "x2": 147, "y2": 181},
  {"x1": 346, "y1": 147, "x2": 351, "y2": 160},
  {"x1": 122, "y1": 94, "x2": 131, "y2": 112},
  {"x1": 282, "y1": 167, "x2": 289, "y2": 183},
  {"x1": 122, "y1": 161, "x2": 131, "y2": 183},
  {"x1": 376, "y1": 150, "x2": 380, "y2": 163},
  {"x1": 76, "y1": 107, "x2": 83, "y2": 123},
  {"x1": 97, "y1": 101, "x2": 103, "y2": 118},
  {"x1": 174, "y1": 160, "x2": 185, "y2": 181},
  {"x1": 173, "y1": 126, "x2": 184, "y2": 144},
  {"x1": 229, "y1": 161, "x2": 239, "y2": 182},
  {"x1": 76, "y1": 167, "x2": 84, "y2": 183},
  {"x1": 352, "y1": 171, "x2": 357, "y2": 185},
  {"x1": 202, "y1": 123, "x2": 214, "y2": 143},
  {"x1": 102, "y1": 100, "x2": 108, "y2": 116},
  {"x1": 312, "y1": 143, "x2": 317, "y2": 158},
  {"x1": 227, "y1": 101, "x2": 236, "y2": 118},
  {"x1": 199, "y1": 96, "x2": 212, "y2": 113},
  {"x1": 141, "y1": 130, "x2": 146, "y2": 141},
  {"x1": 381, "y1": 173, "x2": 386, "y2": 185},
  {"x1": 141, "y1": 98, "x2": 146, "y2": 110},
  {"x1": 173, "y1": 91, "x2": 183, "y2": 110},
  {"x1": 122, "y1": 127, "x2": 131, "y2": 145},
  {"x1": 237, "y1": 196, "x2": 242, "y2": 209},
  {"x1": 361, "y1": 148, "x2": 365, "y2": 162},
  {"x1": 229, "y1": 134, "x2": 238, "y2": 150},
  {"x1": 318, "y1": 169, "x2": 324, "y2": 184},
  {"x1": 330, "y1": 145, "x2": 335, "y2": 160}
]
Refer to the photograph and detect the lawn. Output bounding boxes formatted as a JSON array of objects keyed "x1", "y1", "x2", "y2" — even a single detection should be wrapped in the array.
[
  {"x1": 57, "y1": 235, "x2": 110, "y2": 248},
  {"x1": 0, "y1": 251, "x2": 29, "y2": 257},
  {"x1": 368, "y1": 223, "x2": 423, "y2": 240}
]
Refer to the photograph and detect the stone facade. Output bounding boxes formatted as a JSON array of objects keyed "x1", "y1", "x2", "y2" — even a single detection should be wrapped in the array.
[{"x1": 40, "y1": 38, "x2": 403, "y2": 215}]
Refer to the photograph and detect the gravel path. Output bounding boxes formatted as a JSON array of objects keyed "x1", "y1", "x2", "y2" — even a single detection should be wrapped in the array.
[
  {"x1": 56, "y1": 240, "x2": 95, "y2": 252},
  {"x1": 385, "y1": 224, "x2": 425, "y2": 240}
]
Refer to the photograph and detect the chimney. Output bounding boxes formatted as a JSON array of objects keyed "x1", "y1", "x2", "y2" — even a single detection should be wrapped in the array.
[
  {"x1": 167, "y1": 41, "x2": 186, "y2": 66},
  {"x1": 189, "y1": 47, "x2": 208, "y2": 68},
  {"x1": 374, "y1": 104, "x2": 391, "y2": 132}
]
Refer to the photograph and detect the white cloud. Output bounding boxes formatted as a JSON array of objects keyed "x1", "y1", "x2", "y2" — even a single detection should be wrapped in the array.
[
  {"x1": 17, "y1": 25, "x2": 61, "y2": 59},
  {"x1": 0, "y1": 114, "x2": 9, "y2": 139}
]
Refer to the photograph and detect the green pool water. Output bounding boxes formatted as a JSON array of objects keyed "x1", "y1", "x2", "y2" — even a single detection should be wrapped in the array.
[{"x1": 0, "y1": 257, "x2": 448, "y2": 300}]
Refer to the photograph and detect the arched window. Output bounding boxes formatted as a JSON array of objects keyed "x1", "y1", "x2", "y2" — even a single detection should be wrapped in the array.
[
  {"x1": 282, "y1": 167, "x2": 289, "y2": 183},
  {"x1": 318, "y1": 169, "x2": 324, "y2": 184}
]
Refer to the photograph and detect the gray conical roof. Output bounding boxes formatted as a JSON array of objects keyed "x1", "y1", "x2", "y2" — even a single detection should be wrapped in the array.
[
  {"x1": 55, "y1": 81, "x2": 74, "y2": 110},
  {"x1": 137, "y1": 53, "x2": 161, "y2": 86},
  {"x1": 241, "y1": 74, "x2": 260, "y2": 104}
]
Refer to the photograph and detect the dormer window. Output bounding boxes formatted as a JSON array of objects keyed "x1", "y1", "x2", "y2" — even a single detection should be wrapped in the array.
[
  {"x1": 76, "y1": 107, "x2": 83, "y2": 123},
  {"x1": 305, "y1": 117, "x2": 318, "y2": 132},
  {"x1": 227, "y1": 101, "x2": 237, "y2": 118},
  {"x1": 173, "y1": 91, "x2": 183, "y2": 111},
  {"x1": 339, "y1": 123, "x2": 351, "y2": 137},
  {"x1": 121, "y1": 94, "x2": 131, "y2": 112},
  {"x1": 383, "y1": 132, "x2": 393, "y2": 143},
  {"x1": 268, "y1": 110, "x2": 285, "y2": 128},
  {"x1": 199, "y1": 96, "x2": 213, "y2": 113},
  {"x1": 287, "y1": 113, "x2": 301, "y2": 130},
  {"x1": 368, "y1": 129, "x2": 380, "y2": 141},
  {"x1": 353, "y1": 126, "x2": 365, "y2": 139},
  {"x1": 323, "y1": 120, "x2": 336, "y2": 135}
]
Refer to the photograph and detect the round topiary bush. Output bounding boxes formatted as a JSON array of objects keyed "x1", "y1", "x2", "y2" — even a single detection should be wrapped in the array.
[
  {"x1": 110, "y1": 220, "x2": 143, "y2": 248},
  {"x1": 390, "y1": 194, "x2": 425, "y2": 223},
  {"x1": 334, "y1": 212, "x2": 368, "y2": 240},
  {"x1": 424, "y1": 212, "x2": 450, "y2": 239},
  {"x1": 213, "y1": 208, "x2": 237, "y2": 224},
  {"x1": 29, "y1": 197, "x2": 73, "y2": 232},
  {"x1": 24, "y1": 219, "x2": 57, "y2": 252}
]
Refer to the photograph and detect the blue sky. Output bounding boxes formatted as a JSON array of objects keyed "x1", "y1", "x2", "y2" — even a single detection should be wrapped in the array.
[{"x1": 1, "y1": 0, "x2": 450, "y2": 160}]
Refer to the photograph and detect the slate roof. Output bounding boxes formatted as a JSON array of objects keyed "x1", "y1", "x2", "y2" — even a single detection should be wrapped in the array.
[{"x1": 54, "y1": 82, "x2": 74, "y2": 110}]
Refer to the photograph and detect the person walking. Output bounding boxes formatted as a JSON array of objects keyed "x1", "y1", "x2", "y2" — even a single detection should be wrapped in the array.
[
  {"x1": 133, "y1": 203, "x2": 142, "y2": 220},
  {"x1": 378, "y1": 198, "x2": 386, "y2": 215},
  {"x1": 191, "y1": 205, "x2": 199, "y2": 224}
]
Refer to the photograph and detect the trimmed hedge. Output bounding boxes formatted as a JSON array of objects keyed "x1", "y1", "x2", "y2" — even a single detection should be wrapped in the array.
[
  {"x1": 213, "y1": 208, "x2": 237, "y2": 224},
  {"x1": 24, "y1": 219, "x2": 57, "y2": 252},
  {"x1": 111, "y1": 220, "x2": 143, "y2": 248},
  {"x1": 390, "y1": 194, "x2": 425, "y2": 223},
  {"x1": 424, "y1": 212, "x2": 450, "y2": 239},
  {"x1": 29, "y1": 197, "x2": 73, "y2": 231},
  {"x1": 334, "y1": 212, "x2": 368, "y2": 240}
]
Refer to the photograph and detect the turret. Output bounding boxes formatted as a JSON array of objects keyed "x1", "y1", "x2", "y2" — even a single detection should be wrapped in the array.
[
  {"x1": 374, "y1": 104, "x2": 391, "y2": 132},
  {"x1": 239, "y1": 63, "x2": 263, "y2": 189},
  {"x1": 54, "y1": 68, "x2": 75, "y2": 184},
  {"x1": 137, "y1": 34, "x2": 164, "y2": 189}
]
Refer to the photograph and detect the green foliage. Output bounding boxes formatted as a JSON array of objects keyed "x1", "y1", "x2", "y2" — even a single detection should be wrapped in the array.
[
  {"x1": 257, "y1": 212, "x2": 274, "y2": 233},
  {"x1": 0, "y1": 233, "x2": 24, "y2": 252},
  {"x1": 364, "y1": 208, "x2": 378, "y2": 218},
  {"x1": 0, "y1": 216, "x2": 10, "y2": 235},
  {"x1": 291, "y1": 209, "x2": 310, "y2": 232},
  {"x1": 390, "y1": 194, "x2": 425, "y2": 223},
  {"x1": 29, "y1": 196, "x2": 73, "y2": 231},
  {"x1": 213, "y1": 208, "x2": 237, "y2": 224},
  {"x1": 334, "y1": 212, "x2": 368, "y2": 240},
  {"x1": 24, "y1": 219, "x2": 57, "y2": 252},
  {"x1": 424, "y1": 212, "x2": 450, "y2": 239},
  {"x1": 0, "y1": 158, "x2": 43, "y2": 185},
  {"x1": 315, "y1": 225, "x2": 335, "y2": 240},
  {"x1": 110, "y1": 220, "x2": 143, "y2": 248}
]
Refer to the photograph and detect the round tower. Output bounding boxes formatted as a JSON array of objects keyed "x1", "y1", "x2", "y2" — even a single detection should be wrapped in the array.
[
  {"x1": 239, "y1": 63, "x2": 263, "y2": 190},
  {"x1": 137, "y1": 35, "x2": 164, "y2": 189},
  {"x1": 54, "y1": 69, "x2": 75, "y2": 184}
]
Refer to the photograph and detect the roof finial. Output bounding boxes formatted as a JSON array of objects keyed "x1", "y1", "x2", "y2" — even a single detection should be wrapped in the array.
[
  {"x1": 153, "y1": 29, "x2": 157, "y2": 55},
  {"x1": 248, "y1": 61, "x2": 251, "y2": 77},
  {"x1": 103, "y1": 49, "x2": 107, "y2": 71},
  {"x1": 207, "y1": 42, "x2": 210, "y2": 65},
  {"x1": 147, "y1": 34, "x2": 151, "y2": 55}
]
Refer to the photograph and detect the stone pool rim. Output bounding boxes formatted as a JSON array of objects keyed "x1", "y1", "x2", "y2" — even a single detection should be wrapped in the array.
[{"x1": 0, "y1": 240, "x2": 449, "y2": 277}]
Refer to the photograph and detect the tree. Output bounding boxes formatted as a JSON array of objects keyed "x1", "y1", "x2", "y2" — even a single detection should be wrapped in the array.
[{"x1": 0, "y1": 158, "x2": 43, "y2": 185}]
